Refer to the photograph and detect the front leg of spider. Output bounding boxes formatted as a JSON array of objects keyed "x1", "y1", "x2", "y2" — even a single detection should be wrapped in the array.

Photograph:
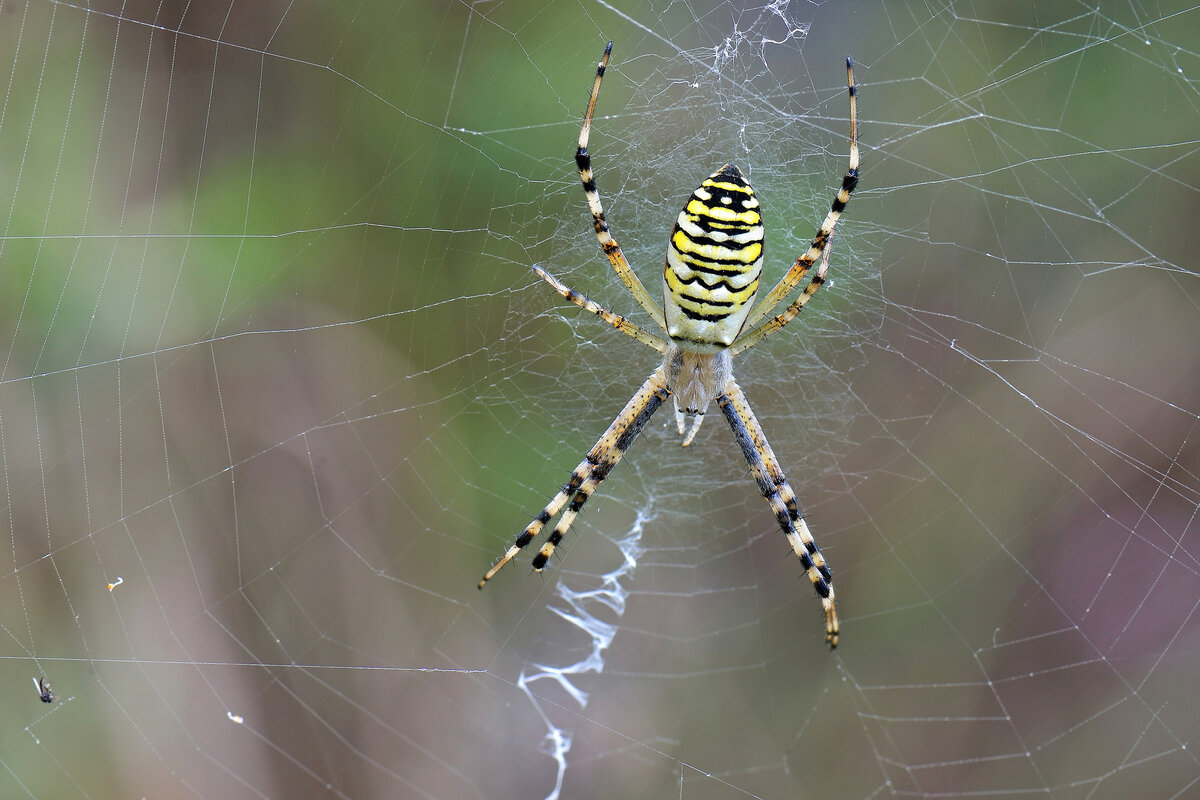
[
  {"x1": 480, "y1": 44, "x2": 858, "y2": 649},
  {"x1": 477, "y1": 366, "x2": 671, "y2": 589},
  {"x1": 716, "y1": 382, "x2": 838, "y2": 646}
]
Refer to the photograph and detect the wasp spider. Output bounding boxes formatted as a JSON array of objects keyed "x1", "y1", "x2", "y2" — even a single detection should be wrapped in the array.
[{"x1": 479, "y1": 43, "x2": 859, "y2": 648}]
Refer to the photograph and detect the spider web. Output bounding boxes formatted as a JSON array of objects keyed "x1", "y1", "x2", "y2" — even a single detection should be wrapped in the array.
[{"x1": 2, "y1": 0, "x2": 1199, "y2": 797}]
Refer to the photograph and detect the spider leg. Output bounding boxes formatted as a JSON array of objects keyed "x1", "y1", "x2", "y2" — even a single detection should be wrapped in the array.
[
  {"x1": 740, "y1": 56, "x2": 858, "y2": 335},
  {"x1": 479, "y1": 366, "x2": 670, "y2": 588},
  {"x1": 533, "y1": 265, "x2": 670, "y2": 354},
  {"x1": 728, "y1": 235, "x2": 832, "y2": 356},
  {"x1": 577, "y1": 42, "x2": 668, "y2": 333},
  {"x1": 717, "y1": 380, "x2": 839, "y2": 647}
]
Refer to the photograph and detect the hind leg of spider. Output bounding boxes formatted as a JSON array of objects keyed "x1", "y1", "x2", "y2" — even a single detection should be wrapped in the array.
[
  {"x1": 717, "y1": 380, "x2": 839, "y2": 647},
  {"x1": 730, "y1": 234, "x2": 833, "y2": 356},
  {"x1": 575, "y1": 41, "x2": 667, "y2": 332},
  {"x1": 479, "y1": 366, "x2": 670, "y2": 588},
  {"x1": 740, "y1": 56, "x2": 859, "y2": 334},
  {"x1": 532, "y1": 265, "x2": 669, "y2": 354}
]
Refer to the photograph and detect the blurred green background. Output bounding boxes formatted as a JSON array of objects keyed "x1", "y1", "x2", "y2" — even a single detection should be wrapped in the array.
[{"x1": 1, "y1": 0, "x2": 1198, "y2": 797}]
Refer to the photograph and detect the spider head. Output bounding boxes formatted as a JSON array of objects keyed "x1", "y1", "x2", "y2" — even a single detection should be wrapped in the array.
[{"x1": 665, "y1": 347, "x2": 732, "y2": 446}]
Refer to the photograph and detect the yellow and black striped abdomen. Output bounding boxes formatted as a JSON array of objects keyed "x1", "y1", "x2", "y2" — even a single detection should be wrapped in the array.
[{"x1": 663, "y1": 164, "x2": 764, "y2": 353}]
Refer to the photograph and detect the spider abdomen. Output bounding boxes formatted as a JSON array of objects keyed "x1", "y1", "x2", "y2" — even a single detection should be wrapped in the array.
[{"x1": 663, "y1": 164, "x2": 764, "y2": 353}]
